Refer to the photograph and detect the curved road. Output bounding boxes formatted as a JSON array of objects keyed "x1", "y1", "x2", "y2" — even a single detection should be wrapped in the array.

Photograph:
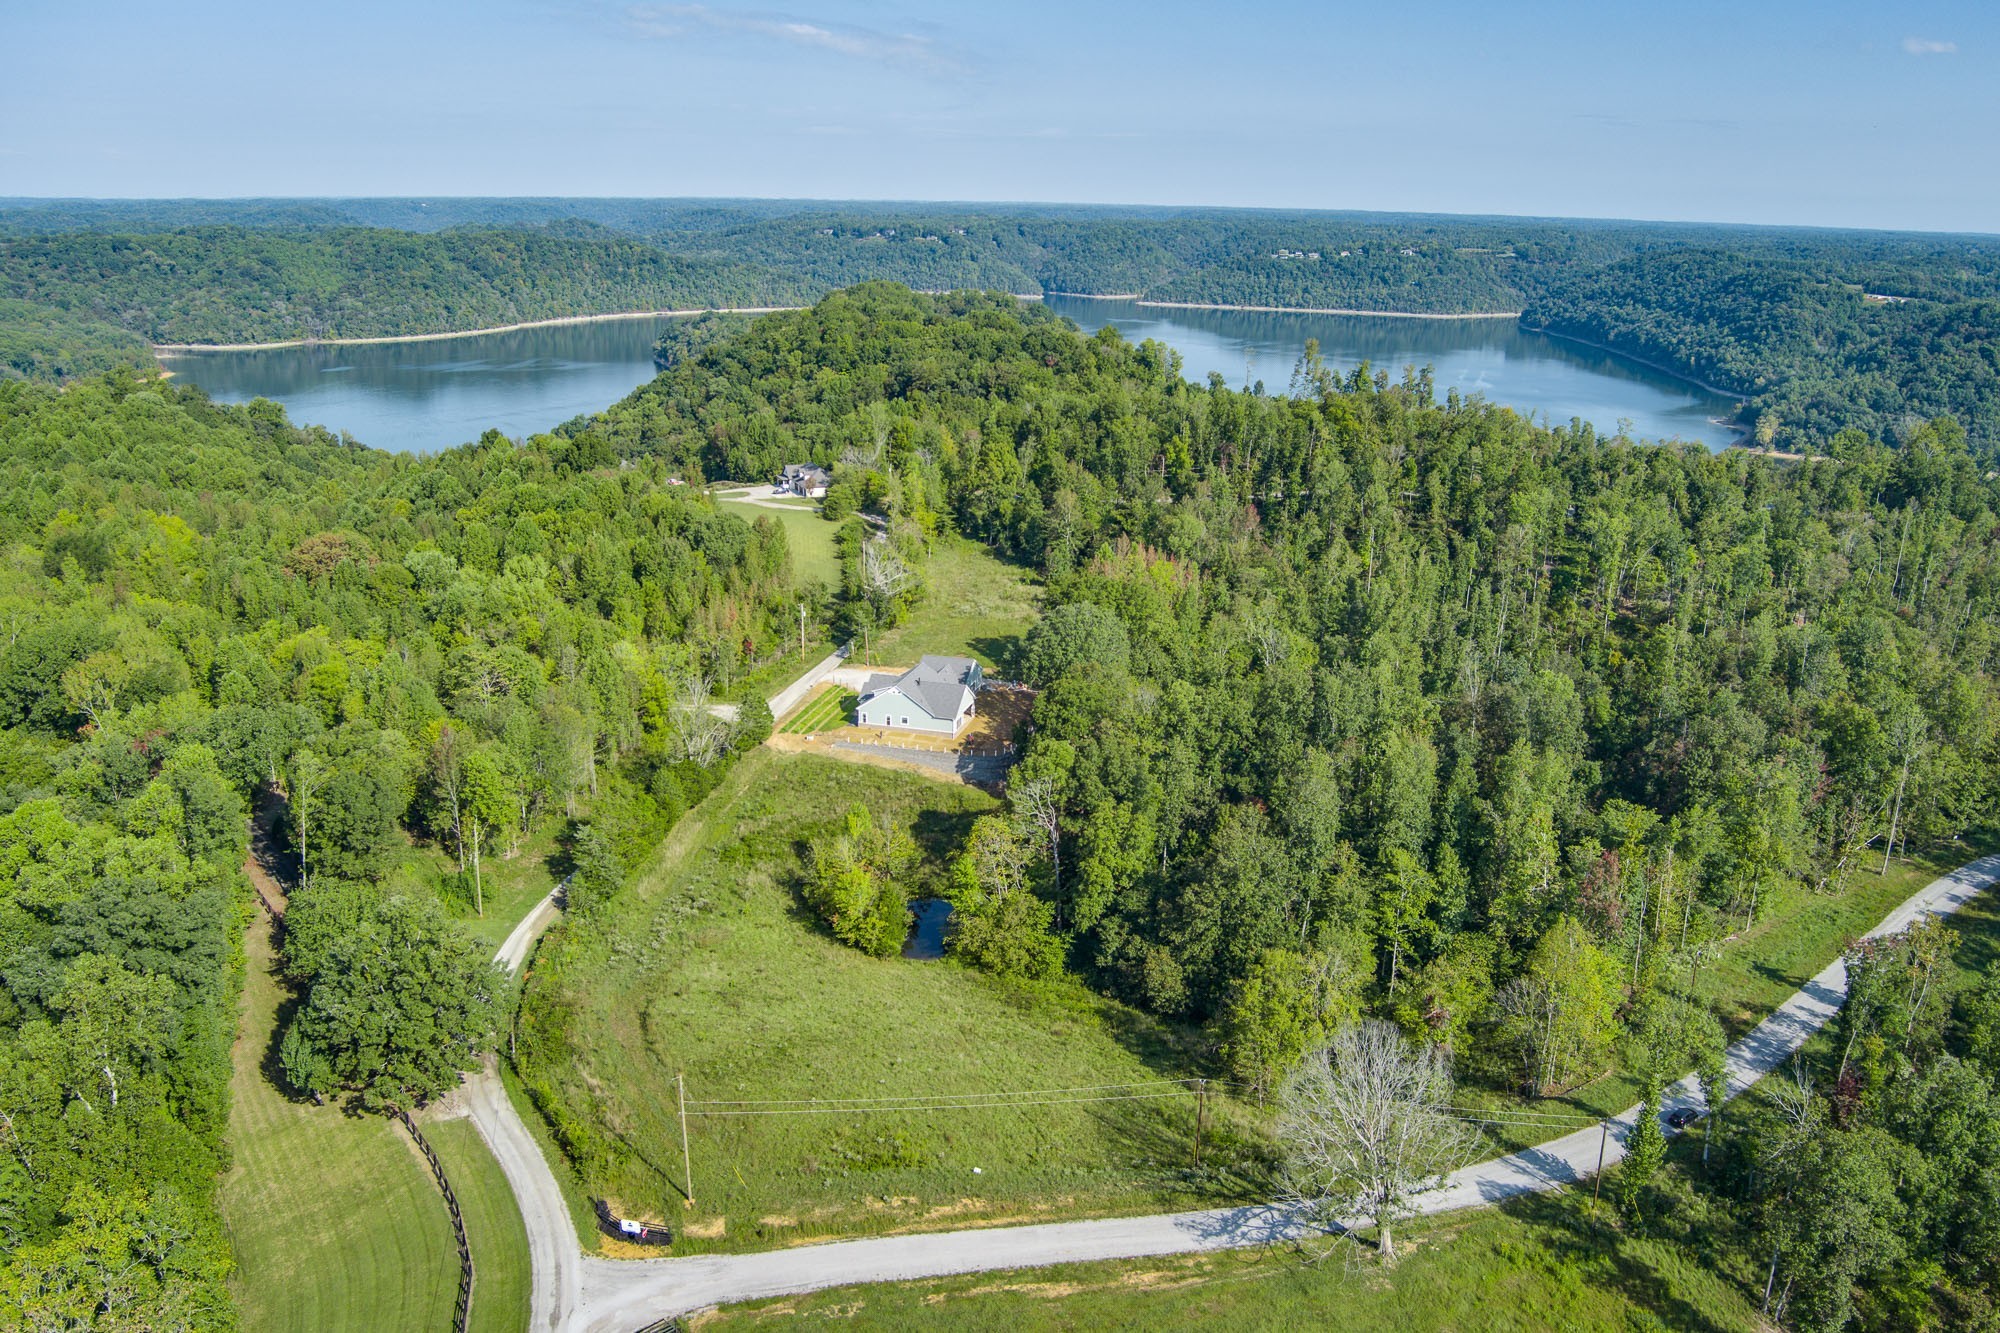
[{"x1": 469, "y1": 839, "x2": 2000, "y2": 1330}]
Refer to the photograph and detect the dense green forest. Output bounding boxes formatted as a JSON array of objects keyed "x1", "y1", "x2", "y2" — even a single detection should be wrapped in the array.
[
  {"x1": 1523, "y1": 249, "x2": 2000, "y2": 449},
  {"x1": 0, "y1": 281, "x2": 1996, "y2": 1326},
  {"x1": 538, "y1": 285, "x2": 2000, "y2": 1329},
  {"x1": 0, "y1": 224, "x2": 807, "y2": 345},
  {"x1": 0, "y1": 367, "x2": 802, "y2": 1322},
  {"x1": 3, "y1": 198, "x2": 1997, "y2": 456}
]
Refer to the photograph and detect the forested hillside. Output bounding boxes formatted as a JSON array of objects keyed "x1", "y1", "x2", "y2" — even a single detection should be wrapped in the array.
[
  {"x1": 0, "y1": 224, "x2": 808, "y2": 346},
  {"x1": 4, "y1": 199, "x2": 1996, "y2": 456},
  {"x1": 1524, "y1": 249, "x2": 2000, "y2": 450},
  {"x1": 541, "y1": 286, "x2": 2000, "y2": 1327},
  {"x1": 0, "y1": 369, "x2": 800, "y2": 1322}
]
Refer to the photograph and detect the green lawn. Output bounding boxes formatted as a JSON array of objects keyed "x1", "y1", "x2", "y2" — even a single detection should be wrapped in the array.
[
  {"x1": 219, "y1": 909, "x2": 460, "y2": 1332},
  {"x1": 426, "y1": 1118, "x2": 532, "y2": 1333},
  {"x1": 714, "y1": 493, "x2": 844, "y2": 586},
  {"x1": 695, "y1": 1182, "x2": 1768, "y2": 1332},
  {"x1": 517, "y1": 749, "x2": 1261, "y2": 1253},
  {"x1": 779, "y1": 687, "x2": 857, "y2": 734},
  {"x1": 866, "y1": 536, "x2": 1039, "y2": 673}
]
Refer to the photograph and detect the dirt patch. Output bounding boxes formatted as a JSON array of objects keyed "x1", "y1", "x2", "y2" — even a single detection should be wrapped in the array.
[{"x1": 681, "y1": 1216, "x2": 728, "y2": 1240}]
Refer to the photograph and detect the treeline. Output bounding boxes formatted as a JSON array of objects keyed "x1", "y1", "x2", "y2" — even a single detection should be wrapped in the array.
[
  {"x1": 1524, "y1": 249, "x2": 2000, "y2": 450},
  {"x1": 0, "y1": 296, "x2": 156, "y2": 381},
  {"x1": 8, "y1": 201, "x2": 2000, "y2": 456},
  {"x1": 561, "y1": 287, "x2": 2000, "y2": 1325},
  {"x1": 0, "y1": 368, "x2": 802, "y2": 1321},
  {"x1": 0, "y1": 223, "x2": 810, "y2": 346}
]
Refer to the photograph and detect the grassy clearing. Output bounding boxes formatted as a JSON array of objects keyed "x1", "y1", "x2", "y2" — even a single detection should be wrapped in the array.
[
  {"x1": 425, "y1": 1118, "x2": 532, "y2": 1333},
  {"x1": 778, "y1": 686, "x2": 857, "y2": 734},
  {"x1": 866, "y1": 536, "x2": 1039, "y2": 673},
  {"x1": 519, "y1": 749, "x2": 1262, "y2": 1253},
  {"x1": 713, "y1": 493, "x2": 844, "y2": 586},
  {"x1": 219, "y1": 908, "x2": 459, "y2": 1332},
  {"x1": 384, "y1": 822, "x2": 566, "y2": 953},
  {"x1": 694, "y1": 1182, "x2": 1768, "y2": 1332}
]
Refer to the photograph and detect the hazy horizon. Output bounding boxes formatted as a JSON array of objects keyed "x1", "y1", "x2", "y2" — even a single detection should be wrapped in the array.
[{"x1": 8, "y1": 1, "x2": 1996, "y2": 234}]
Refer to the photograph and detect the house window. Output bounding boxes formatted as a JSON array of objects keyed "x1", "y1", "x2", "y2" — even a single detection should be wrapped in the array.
[{"x1": 901, "y1": 717, "x2": 908, "y2": 726}]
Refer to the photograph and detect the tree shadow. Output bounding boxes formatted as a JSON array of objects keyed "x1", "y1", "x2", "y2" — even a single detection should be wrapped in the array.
[
  {"x1": 1496, "y1": 1189, "x2": 1744, "y2": 1333},
  {"x1": 969, "y1": 635, "x2": 1025, "y2": 679}
]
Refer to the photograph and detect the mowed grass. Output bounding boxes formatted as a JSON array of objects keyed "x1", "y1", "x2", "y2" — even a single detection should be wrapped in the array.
[
  {"x1": 778, "y1": 686, "x2": 857, "y2": 734},
  {"x1": 714, "y1": 492, "x2": 844, "y2": 586},
  {"x1": 219, "y1": 908, "x2": 460, "y2": 1332},
  {"x1": 521, "y1": 749, "x2": 1264, "y2": 1253},
  {"x1": 426, "y1": 1118, "x2": 532, "y2": 1333},
  {"x1": 866, "y1": 536, "x2": 1039, "y2": 673},
  {"x1": 694, "y1": 1183, "x2": 1768, "y2": 1332}
]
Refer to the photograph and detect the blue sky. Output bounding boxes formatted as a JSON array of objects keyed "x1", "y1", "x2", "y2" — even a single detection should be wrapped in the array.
[{"x1": 5, "y1": 0, "x2": 1996, "y2": 232}]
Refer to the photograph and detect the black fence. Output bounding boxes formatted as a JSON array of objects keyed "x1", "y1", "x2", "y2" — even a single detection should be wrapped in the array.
[{"x1": 399, "y1": 1111, "x2": 474, "y2": 1333}]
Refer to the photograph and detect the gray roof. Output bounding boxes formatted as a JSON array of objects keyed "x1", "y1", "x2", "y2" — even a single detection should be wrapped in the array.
[{"x1": 862, "y1": 655, "x2": 980, "y2": 722}]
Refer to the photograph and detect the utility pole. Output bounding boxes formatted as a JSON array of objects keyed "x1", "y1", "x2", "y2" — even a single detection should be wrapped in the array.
[
  {"x1": 1192, "y1": 1078, "x2": 1207, "y2": 1169},
  {"x1": 1588, "y1": 1119, "x2": 1609, "y2": 1216},
  {"x1": 677, "y1": 1071, "x2": 694, "y2": 1208},
  {"x1": 798, "y1": 603, "x2": 807, "y2": 658}
]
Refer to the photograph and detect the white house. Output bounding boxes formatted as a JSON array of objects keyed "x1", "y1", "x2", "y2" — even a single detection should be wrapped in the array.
[
  {"x1": 778, "y1": 463, "x2": 832, "y2": 499},
  {"x1": 855, "y1": 655, "x2": 984, "y2": 735}
]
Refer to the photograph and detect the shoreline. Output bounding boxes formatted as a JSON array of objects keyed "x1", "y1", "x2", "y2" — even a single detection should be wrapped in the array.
[
  {"x1": 1133, "y1": 299, "x2": 1521, "y2": 319},
  {"x1": 1526, "y1": 324, "x2": 1750, "y2": 402},
  {"x1": 151, "y1": 305, "x2": 807, "y2": 354}
]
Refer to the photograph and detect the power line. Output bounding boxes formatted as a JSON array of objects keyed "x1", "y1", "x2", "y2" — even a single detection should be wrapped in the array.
[
  {"x1": 688, "y1": 1079, "x2": 1192, "y2": 1107},
  {"x1": 686, "y1": 1090, "x2": 1198, "y2": 1117}
]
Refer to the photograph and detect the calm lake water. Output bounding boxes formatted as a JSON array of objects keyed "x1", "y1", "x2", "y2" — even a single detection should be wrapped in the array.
[
  {"x1": 1042, "y1": 296, "x2": 1742, "y2": 449},
  {"x1": 163, "y1": 300, "x2": 1742, "y2": 455}
]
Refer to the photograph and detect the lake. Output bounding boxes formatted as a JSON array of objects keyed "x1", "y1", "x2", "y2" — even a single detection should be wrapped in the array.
[
  {"x1": 1041, "y1": 296, "x2": 1741, "y2": 449},
  {"x1": 162, "y1": 301, "x2": 1742, "y2": 455}
]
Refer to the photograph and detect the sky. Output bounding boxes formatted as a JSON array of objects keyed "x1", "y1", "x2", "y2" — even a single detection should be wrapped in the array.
[{"x1": 4, "y1": 0, "x2": 1997, "y2": 233}]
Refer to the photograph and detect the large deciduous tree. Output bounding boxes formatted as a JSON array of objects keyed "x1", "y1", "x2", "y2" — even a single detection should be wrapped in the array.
[{"x1": 1275, "y1": 1019, "x2": 1478, "y2": 1260}]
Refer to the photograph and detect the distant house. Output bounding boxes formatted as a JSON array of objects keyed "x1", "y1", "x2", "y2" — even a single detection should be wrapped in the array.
[
  {"x1": 855, "y1": 655, "x2": 984, "y2": 735},
  {"x1": 778, "y1": 463, "x2": 832, "y2": 499}
]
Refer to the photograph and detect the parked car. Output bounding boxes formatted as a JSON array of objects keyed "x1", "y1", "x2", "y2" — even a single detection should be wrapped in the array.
[{"x1": 1666, "y1": 1106, "x2": 1701, "y2": 1130}]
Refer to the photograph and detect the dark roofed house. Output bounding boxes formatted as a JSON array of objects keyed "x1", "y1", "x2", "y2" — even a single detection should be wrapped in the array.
[
  {"x1": 778, "y1": 463, "x2": 832, "y2": 499},
  {"x1": 855, "y1": 655, "x2": 984, "y2": 735}
]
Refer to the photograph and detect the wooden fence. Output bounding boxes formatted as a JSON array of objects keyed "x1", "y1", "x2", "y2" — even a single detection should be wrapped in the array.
[{"x1": 399, "y1": 1111, "x2": 474, "y2": 1333}]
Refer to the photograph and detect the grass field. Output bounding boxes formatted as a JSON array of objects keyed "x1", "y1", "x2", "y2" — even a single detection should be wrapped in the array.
[
  {"x1": 518, "y1": 749, "x2": 1261, "y2": 1253},
  {"x1": 426, "y1": 1118, "x2": 532, "y2": 1333},
  {"x1": 694, "y1": 1181, "x2": 1769, "y2": 1331},
  {"x1": 219, "y1": 908, "x2": 460, "y2": 1332},
  {"x1": 778, "y1": 686, "x2": 857, "y2": 734},
  {"x1": 713, "y1": 491, "x2": 844, "y2": 586},
  {"x1": 866, "y1": 536, "x2": 1039, "y2": 673}
]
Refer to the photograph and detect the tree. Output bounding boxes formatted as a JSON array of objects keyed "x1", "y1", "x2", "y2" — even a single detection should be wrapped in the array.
[
  {"x1": 1019, "y1": 602, "x2": 1130, "y2": 687},
  {"x1": 459, "y1": 745, "x2": 515, "y2": 918},
  {"x1": 1220, "y1": 949, "x2": 1324, "y2": 1104},
  {"x1": 284, "y1": 895, "x2": 497, "y2": 1111},
  {"x1": 804, "y1": 804, "x2": 916, "y2": 957},
  {"x1": 1498, "y1": 916, "x2": 1622, "y2": 1097},
  {"x1": 1617, "y1": 1087, "x2": 1666, "y2": 1220},
  {"x1": 1276, "y1": 1020, "x2": 1479, "y2": 1260},
  {"x1": 945, "y1": 816, "x2": 1063, "y2": 979},
  {"x1": 425, "y1": 720, "x2": 468, "y2": 872}
]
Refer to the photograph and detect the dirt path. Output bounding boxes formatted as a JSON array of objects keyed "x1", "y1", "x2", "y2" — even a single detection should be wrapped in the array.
[{"x1": 243, "y1": 788, "x2": 291, "y2": 918}]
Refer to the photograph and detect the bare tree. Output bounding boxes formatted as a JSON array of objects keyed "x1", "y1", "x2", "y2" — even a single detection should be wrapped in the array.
[
  {"x1": 1881, "y1": 707, "x2": 1929, "y2": 874},
  {"x1": 1276, "y1": 1020, "x2": 1479, "y2": 1260},
  {"x1": 861, "y1": 536, "x2": 914, "y2": 604},
  {"x1": 1010, "y1": 775, "x2": 1063, "y2": 912},
  {"x1": 670, "y1": 674, "x2": 731, "y2": 768}
]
